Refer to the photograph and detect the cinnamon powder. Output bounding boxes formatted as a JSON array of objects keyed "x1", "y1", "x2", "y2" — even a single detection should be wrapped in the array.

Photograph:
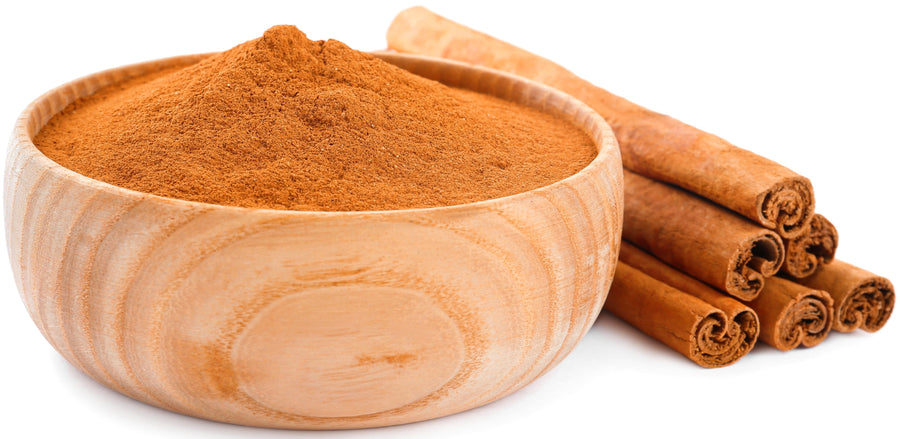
[{"x1": 34, "y1": 25, "x2": 595, "y2": 211}]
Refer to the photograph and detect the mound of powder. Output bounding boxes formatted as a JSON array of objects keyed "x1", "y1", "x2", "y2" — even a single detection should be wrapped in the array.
[{"x1": 34, "y1": 25, "x2": 596, "y2": 211}]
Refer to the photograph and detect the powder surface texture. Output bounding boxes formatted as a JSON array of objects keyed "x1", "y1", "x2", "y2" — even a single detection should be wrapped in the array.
[{"x1": 35, "y1": 25, "x2": 596, "y2": 211}]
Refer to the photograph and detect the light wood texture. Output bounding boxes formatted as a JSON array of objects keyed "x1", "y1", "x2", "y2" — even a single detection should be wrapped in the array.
[{"x1": 4, "y1": 53, "x2": 623, "y2": 429}]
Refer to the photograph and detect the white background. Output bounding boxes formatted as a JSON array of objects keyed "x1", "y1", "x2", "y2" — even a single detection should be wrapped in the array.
[{"x1": 1, "y1": 1, "x2": 898, "y2": 438}]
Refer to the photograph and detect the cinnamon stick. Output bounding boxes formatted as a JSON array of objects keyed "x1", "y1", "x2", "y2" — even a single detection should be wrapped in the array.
[
  {"x1": 795, "y1": 260, "x2": 895, "y2": 332},
  {"x1": 387, "y1": 6, "x2": 816, "y2": 239},
  {"x1": 623, "y1": 170, "x2": 784, "y2": 301},
  {"x1": 748, "y1": 276, "x2": 834, "y2": 351},
  {"x1": 616, "y1": 242, "x2": 758, "y2": 366},
  {"x1": 781, "y1": 214, "x2": 838, "y2": 279},
  {"x1": 606, "y1": 262, "x2": 756, "y2": 368}
]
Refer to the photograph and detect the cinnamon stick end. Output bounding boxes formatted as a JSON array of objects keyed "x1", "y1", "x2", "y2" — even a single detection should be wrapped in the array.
[
  {"x1": 692, "y1": 309, "x2": 759, "y2": 368},
  {"x1": 835, "y1": 276, "x2": 895, "y2": 333},
  {"x1": 782, "y1": 214, "x2": 838, "y2": 279},
  {"x1": 774, "y1": 289, "x2": 834, "y2": 351},
  {"x1": 758, "y1": 176, "x2": 815, "y2": 239},
  {"x1": 726, "y1": 231, "x2": 785, "y2": 301}
]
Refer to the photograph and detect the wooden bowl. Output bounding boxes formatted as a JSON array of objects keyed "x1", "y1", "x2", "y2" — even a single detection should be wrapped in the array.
[{"x1": 4, "y1": 52, "x2": 623, "y2": 429}]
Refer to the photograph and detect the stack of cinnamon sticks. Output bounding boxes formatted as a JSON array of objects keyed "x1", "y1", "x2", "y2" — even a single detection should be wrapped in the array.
[{"x1": 386, "y1": 6, "x2": 895, "y2": 367}]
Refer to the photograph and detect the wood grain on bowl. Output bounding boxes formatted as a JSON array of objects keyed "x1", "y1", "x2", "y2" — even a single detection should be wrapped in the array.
[{"x1": 4, "y1": 53, "x2": 623, "y2": 429}]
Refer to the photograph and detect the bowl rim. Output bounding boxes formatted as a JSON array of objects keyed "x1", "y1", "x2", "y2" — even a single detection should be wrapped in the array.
[{"x1": 10, "y1": 51, "x2": 620, "y2": 218}]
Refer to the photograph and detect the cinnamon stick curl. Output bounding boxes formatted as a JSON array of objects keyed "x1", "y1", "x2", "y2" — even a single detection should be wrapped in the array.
[
  {"x1": 748, "y1": 276, "x2": 834, "y2": 351},
  {"x1": 614, "y1": 242, "x2": 758, "y2": 367},
  {"x1": 606, "y1": 261, "x2": 757, "y2": 368},
  {"x1": 781, "y1": 214, "x2": 838, "y2": 279},
  {"x1": 796, "y1": 260, "x2": 894, "y2": 332}
]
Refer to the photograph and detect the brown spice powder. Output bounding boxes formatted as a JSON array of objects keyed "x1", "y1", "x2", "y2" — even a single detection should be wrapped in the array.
[{"x1": 34, "y1": 25, "x2": 596, "y2": 211}]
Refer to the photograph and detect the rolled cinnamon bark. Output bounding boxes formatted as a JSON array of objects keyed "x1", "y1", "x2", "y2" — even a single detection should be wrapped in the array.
[
  {"x1": 386, "y1": 6, "x2": 816, "y2": 238},
  {"x1": 623, "y1": 170, "x2": 784, "y2": 301},
  {"x1": 795, "y1": 260, "x2": 894, "y2": 332},
  {"x1": 606, "y1": 262, "x2": 756, "y2": 368},
  {"x1": 781, "y1": 214, "x2": 838, "y2": 279},
  {"x1": 617, "y1": 241, "x2": 758, "y2": 364},
  {"x1": 748, "y1": 276, "x2": 834, "y2": 351}
]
